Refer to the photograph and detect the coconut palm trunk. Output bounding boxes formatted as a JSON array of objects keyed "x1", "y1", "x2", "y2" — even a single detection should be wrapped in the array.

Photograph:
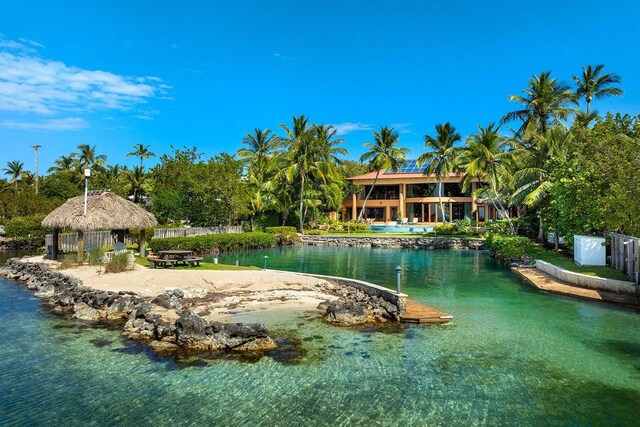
[
  {"x1": 298, "y1": 172, "x2": 305, "y2": 234},
  {"x1": 356, "y1": 170, "x2": 381, "y2": 223},
  {"x1": 492, "y1": 188, "x2": 515, "y2": 234},
  {"x1": 438, "y1": 179, "x2": 446, "y2": 223}
]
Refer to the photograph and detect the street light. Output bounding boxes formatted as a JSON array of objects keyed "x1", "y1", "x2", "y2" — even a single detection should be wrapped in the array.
[
  {"x1": 83, "y1": 168, "x2": 91, "y2": 215},
  {"x1": 31, "y1": 145, "x2": 41, "y2": 194},
  {"x1": 263, "y1": 255, "x2": 269, "y2": 270},
  {"x1": 395, "y1": 265, "x2": 402, "y2": 294}
]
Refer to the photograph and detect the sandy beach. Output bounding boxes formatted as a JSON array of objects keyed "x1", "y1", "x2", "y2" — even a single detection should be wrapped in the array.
[{"x1": 23, "y1": 256, "x2": 338, "y2": 321}]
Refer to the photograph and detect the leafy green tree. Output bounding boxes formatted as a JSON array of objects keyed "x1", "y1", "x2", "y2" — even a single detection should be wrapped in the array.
[
  {"x1": 73, "y1": 144, "x2": 107, "y2": 171},
  {"x1": 47, "y1": 155, "x2": 75, "y2": 174},
  {"x1": 3, "y1": 160, "x2": 24, "y2": 191},
  {"x1": 573, "y1": 65, "x2": 623, "y2": 114},
  {"x1": 502, "y1": 71, "x2": 578, "y2": 141},
  {"x1": 124, "y1": 165, "x2": 153, "y2": 204},
  {"x1": 357, "y1": 126, "x2": 408, "y2": 222},
  {"x1": 418, "y1": 122, "x2": 460, "y2": 223},
  {"x1": 458, "y1": 123, "x2": 515, "y2": 233},
  {"x1": 127, "y1": 143, "x2": 156, "y2": 168}
]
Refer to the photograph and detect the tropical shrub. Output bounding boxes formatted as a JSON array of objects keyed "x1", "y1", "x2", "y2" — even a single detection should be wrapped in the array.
[
  {"x1": 105, "y1": 252, "x2": 131, "y2": 273},
  {"x1": 4, "y1": 215, "x2": 47, "y2": 246},
  {"x1": 485, "y1": 234, "x2": 533, "y2": 264},
  {"x1": 265, "y1": 226, "x2": 299, "y2": 245},
  {"x1": 327, "y1": 221, "x2": 369, "y2": 232},
  {"x1": 87, "y1": 247, "x2": 105, "y2": 266},
  {"x1": 485, "y1": 219, "x2": 515, "y2": 235},
  {"x1": 434, "y1": 223, "x2": 457, "y2": 234},
  {"x1": 58, "y1": 255, "x2": 77, "y2": 270},
  {"x1": 149, "y1": 232, "x2": 277, "y2": 254},
  {"x1": 306, "y1": 229, "x2": 324, "y2": 235}
]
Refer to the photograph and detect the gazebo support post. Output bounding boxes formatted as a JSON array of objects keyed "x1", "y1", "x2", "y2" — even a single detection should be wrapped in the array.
[
  {"x1": 52, "y1": 228, "x2": 59, "y2": 260},
  {"x1": 77, "y1": 230, "x2": 85, "y2": 264},
  {"x1": 139, "y1": 228, "x2": 146, "y2": 256}
]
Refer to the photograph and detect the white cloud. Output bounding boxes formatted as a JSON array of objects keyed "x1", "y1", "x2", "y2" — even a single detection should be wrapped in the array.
[
  {"x1": 1, "y1": 117, "x2": 88, "y2": 131},
  {"x1": 390, "y1": 123, "x2": 416, "y2": 135},
  {"x1": 273, "y1": 53, "x2": 293, "y2": 61},
  {"x1": 0, "y1": 35, "x2": 170, "y2": 115},
  {"x1": 188, "y1": 68, "x2": 203, "y2": 74},
  {"x1": 330, "y1": 122, "x2": 373, "y2": 136}
]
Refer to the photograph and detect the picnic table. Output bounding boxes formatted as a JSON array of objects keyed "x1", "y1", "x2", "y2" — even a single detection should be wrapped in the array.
[{"x1": 148, "y1": 250, "x2": 203, "y2": 268}]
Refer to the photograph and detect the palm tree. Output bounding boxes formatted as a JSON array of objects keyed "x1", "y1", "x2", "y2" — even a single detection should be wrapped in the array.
[
  {"x1": 47, "y1": 155, "x2": 76, "y2": 174},
  {"x1": 73, "y1": 144, "x2": 107, "y2": 171},
  {"x1": 124, "y1": 166, "x2": 153, "y2": 203},
  {"x1": 238, "y1": 129, "x2": 280, "y2": 175},
  {"x1": 3, "y1": 160, "x2": 24, "y2": 191},
  {"x1": 127, "y1": 143, "x2": 156, "y2": 168},
  {"x1": 458, "y1": 124, "x2": 515, "y2": 233},
  {"x1": 280, "y1": 115, "x2": 344, "y2": 234},
  {"x1": 512, "y1": 125, "x2": 573, "y2": 242},
  {"x1": 573, "y1": 65, "x2": 623, "y2": 114},
  {"x1": 417, "y1": 122, "x2": 461, "y2": 223},
  {"x1": 357, "y1": 126, "x2": 409, "y2": 223},
  {"x1": 502, "y1": 71, "x2": 578, "y2": 141}
]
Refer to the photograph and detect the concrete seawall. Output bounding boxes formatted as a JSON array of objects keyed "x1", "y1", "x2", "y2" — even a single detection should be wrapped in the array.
[
  {"x1": 300, "y1": 235, "x2": 484, "y2": 250},
  {"x1": 535, "y1": 260, "x2": 638, "y2": 296}
]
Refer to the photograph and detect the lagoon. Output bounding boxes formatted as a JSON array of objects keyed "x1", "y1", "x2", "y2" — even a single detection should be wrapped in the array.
[{"x1": 1, "y1": 247, "x2": 639, "y2": 425}]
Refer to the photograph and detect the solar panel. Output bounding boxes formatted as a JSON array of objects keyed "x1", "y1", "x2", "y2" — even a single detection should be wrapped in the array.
[{"x1": 384, "y1": 159, "x2": 428, "y2": 174}]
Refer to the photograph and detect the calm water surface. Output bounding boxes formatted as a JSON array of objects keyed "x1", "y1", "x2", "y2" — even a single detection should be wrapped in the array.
[{"x1": 1, "y1": 247, "x2": 640, "y2": 425}]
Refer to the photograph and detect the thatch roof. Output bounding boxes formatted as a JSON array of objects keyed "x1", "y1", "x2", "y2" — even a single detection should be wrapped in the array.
[{"x1": 42, "y1": 190, "x2": 158, "y2": 231}]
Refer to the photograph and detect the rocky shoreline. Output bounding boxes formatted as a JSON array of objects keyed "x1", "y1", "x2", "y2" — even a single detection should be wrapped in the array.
[
  {"x1": 301, "y1": 235, "x2": 484, "y2": 250},
  {"x1": 0, "y1": 258, "x2": 406, "y2": 356}
]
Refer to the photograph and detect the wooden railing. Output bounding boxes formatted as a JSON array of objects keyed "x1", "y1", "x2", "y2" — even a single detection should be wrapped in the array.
[
  {"x1": 45, "y1": 231, "x2": 133, "y2": 253},
  {"x1": 152, "y1": 226, "x2": 243, "y2": 239},
  {"x1": 606, "y1": 232, "x2": 640, "y2": 284}
]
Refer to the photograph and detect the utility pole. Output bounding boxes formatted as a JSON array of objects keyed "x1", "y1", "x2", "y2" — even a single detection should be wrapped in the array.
[{"x1": 31, "y1": 145, "x2": 41, "y2": 194}]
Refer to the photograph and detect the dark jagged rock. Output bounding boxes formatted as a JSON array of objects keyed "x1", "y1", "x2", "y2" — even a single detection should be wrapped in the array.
[
  {"x1": 323, "y1": 299, "x2": 368, "y2": 325},
  {"x1": 151, "y1": 289, "x2": 184, "y2": 309}
]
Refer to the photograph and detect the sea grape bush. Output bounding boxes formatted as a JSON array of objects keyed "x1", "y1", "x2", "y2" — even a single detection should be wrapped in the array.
[{"x1": 149, "y1": 232, "x2": 276, "y2": 254}]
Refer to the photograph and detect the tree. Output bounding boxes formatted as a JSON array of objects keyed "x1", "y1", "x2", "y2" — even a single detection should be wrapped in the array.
[
  {"x1": 73, "y1": 144, "x2": 107, "y2": 171},
  {"x1": 357, "y1": 126, "x2": 408, "y2": 222},
  {"x1": 279, "y1": 115, "x2": 315, "y2": 234},
  {"x1": 47, "y1": 155, "x2": 76, "y2": 174},
  {"x1": 124, "y1": 166, "x2": 153, "y2": 204},
  {"x1": 512, "y1": 126, "x2": 572, "y2": 242},
  {"x1": 458, "y1": 123, "x2": 515, "y2": 233},
  {"x1": 3, "y1": 160, "x2": 24, "y2": 191},
  {"x1": 417, "y1": 122, "x2": 461, "y2": 223},
  {"x1": 502, "y1": 71, "x2": 578, "y2": 141},
  {"x1": 573, "y1": 65, "x2": 623, "y2": 114},
  {"x1": 127, "y1": 143, "x2": 156, "y2": 168}
]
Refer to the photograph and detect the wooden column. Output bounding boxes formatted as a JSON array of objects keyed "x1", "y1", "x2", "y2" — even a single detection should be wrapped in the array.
[
  {"x1": 52, "y1": 228, "x2": 59, "y2": 260},
  {"x1": 351, "y1": 192, "x2": 357, "y2": 220},
  {"x1": 139, "y1": 228, "x2": 146, "y2": 256},
  {"x1": 77, "y1": 230, "x2": 85, "y2": 263},
  {"x1": 399, "y1": 184, "x2": 405, "y2": 219}
]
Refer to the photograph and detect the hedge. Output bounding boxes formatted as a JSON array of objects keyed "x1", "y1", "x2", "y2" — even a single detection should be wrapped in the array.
[
  {"x1": 149, "y1": 232, "x2": 276, "y2": 254},
  {"x1": 265, "y1": 226, "x2": 299, "y2": 245},
  {"x1": 484, "y1": 234, "x2": 533, "y2": 265}
]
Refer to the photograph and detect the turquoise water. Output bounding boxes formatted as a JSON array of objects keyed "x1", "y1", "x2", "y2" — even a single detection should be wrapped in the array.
[{"x1": 2, "y1": 248, "x2": 640, "y2": 425}]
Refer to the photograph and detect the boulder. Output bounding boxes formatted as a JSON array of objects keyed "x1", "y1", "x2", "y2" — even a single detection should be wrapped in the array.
[{"x1": 323, "y1": 299, "x2": 368, "y2": 325}]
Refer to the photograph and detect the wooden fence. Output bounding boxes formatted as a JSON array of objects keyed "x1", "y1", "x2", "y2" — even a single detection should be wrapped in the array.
[
  {"x1": 45, "y1": 231, "x2": 133, "y2": 253},
  {"x1": 152, "y1": 226, "x2": 243, "y2": 239},
  {"x1": 606, "y1": 232, "x2": 640, "y2": 284}
]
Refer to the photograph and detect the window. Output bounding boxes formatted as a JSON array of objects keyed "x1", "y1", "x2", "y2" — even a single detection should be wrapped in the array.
[
  {"x1": 364, "y1": 185, "x2": 399, "y2": 200},
  {"x1": 443, "y1": 183, "x2": 464, "y2": 197},
  {"x1": 407, "y1": 183, "x2": 436, "y2": 198}
]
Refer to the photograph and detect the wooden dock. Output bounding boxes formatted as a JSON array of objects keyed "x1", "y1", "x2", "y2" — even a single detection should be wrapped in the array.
[
  {"x1": 513, "y1": 267, "x2": 640, "y2": 309},
  {"x1": 400, "y1": 300, "x2": 453, "y2": 324}
]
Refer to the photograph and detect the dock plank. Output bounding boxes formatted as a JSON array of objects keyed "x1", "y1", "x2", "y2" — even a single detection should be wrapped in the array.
[
  {"x1": 400, "y1": 300, "x2": 452, "y2": 324},
  {"x1": 513, "y1": 267, "x2": 640, "y2": 309}
]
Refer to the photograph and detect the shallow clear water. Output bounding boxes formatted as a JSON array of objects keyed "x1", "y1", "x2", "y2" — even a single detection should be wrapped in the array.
[{"x1": 2, "y1": 247, "x2": 640, "y2": 425}]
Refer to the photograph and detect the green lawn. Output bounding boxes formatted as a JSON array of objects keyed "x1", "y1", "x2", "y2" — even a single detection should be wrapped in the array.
[
  {"x1": 134, "y1": 256, "x2": 259, "y2": 271},
  {"x1": 528, "y1": 243, "x2": 628, "y2": 280}
]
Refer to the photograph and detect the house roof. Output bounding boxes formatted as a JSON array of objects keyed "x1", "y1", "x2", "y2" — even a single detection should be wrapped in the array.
[{"x1": 346, "y1": 170, "x2": 464, "y2": 181}]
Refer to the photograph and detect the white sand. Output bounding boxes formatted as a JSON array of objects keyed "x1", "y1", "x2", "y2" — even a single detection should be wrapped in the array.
[{"x1": 23, "y1": 255, "x2": 338, "y2": 321}]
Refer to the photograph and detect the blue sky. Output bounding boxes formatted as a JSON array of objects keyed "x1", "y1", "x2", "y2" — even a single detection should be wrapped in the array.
[{"x1": 1, "y1": 1, "x2": 639, "y2": 173}]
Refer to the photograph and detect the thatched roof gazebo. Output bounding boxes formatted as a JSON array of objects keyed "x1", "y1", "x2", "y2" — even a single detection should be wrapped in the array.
[{"x1": 42, "y1": 190, "x2": 158, "y2": 261}]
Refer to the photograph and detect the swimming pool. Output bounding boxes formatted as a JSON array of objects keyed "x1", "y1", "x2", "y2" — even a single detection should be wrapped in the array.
[{"x1": 369, "y1": 225, "x2": 434, "y2": 233}]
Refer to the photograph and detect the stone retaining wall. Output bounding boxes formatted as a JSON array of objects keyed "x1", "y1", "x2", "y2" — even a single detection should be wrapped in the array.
[
  {"x1": 301, "y1": 235, "x2": 484, "y2": 250},
  {"x1": 535, "y1": 260, "x2": 638, "y2": 295},
  {"x1": 295, "y1": 271, "x2": 407, "y2": 315}
]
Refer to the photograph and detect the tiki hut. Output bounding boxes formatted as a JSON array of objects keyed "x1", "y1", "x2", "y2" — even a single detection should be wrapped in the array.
[{"x1": 42, "y1": 190, "x2": 158, "y2": 261}]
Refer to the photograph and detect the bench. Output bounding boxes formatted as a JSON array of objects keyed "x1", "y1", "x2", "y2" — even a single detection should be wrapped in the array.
[
  {"x1": 185, "y1": 257, "x2": 203, "y2": 267},
  {"x1": 148, "y1": 257, "x2": 178, "y2": 268}
]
